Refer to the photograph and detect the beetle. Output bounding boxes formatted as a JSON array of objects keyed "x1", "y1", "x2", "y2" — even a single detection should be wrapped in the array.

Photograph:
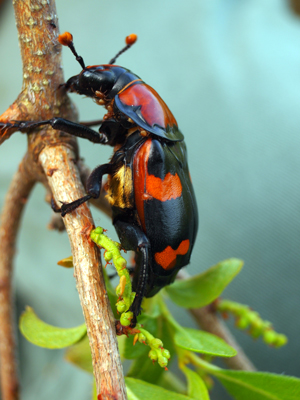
[{"x1": 0, "y1": 32, "x2": 198, "y2": 325}]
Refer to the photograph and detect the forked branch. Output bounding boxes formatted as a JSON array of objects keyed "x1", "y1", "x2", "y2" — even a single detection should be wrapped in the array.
[{"x1": 0, "y1": 0, "x2": 126, "y2": 399}]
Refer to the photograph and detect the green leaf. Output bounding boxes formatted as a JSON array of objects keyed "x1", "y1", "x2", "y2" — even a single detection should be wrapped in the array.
[
  {"x1": 65, "y1": 334, "x2": 93, "y2": 373},
  {"x1": 20, "y1": 306, "x2": 86, "y2": 349},
  {"x1": 181, "y1": 366, "x2": 210, "y2": 400},
  {"x1": 213, "y1": 370, "x2": 300, "y2": 400},
  {"x1": 142, "y1": 297, "x2": 163, "y2": 319},
  {"x1": 126, "y1": 378, "x2": 194, "y2": 400},
  {"x1": 157, "y1": 371, "x2": 187, "y2": 394},
  {"x1": 174, "y1": 327, "x2": 237, "y2": 357},
  {"x1": 57, "y1": 255, "x2": 74, "y2": 268},
  {"x1": 165, "y1": 258, "x2": 243, "y2": 308}
]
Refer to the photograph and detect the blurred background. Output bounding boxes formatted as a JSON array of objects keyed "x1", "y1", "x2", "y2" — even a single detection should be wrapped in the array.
[{"x1": 1, "y1": 0, "x2": 300, "y2": 399}]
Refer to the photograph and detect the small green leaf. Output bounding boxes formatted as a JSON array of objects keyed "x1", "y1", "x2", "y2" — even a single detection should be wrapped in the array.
[
  {"x1": 65, "y1": 334, "x2": 93, "y2": 373},
  {"x1": 126, "y1": 378, "x2": 194, "y2": 400},
  {"x1": 181, "y1": 366, "x2": 210, "y2": 400},
  {"x1": 20, "y1": 306, "x2": 86, "y2": 349},
  {"x1": 174, "y1": 327, "x2": 237, "y2": 357},
  {"x1": 213, "y1": 370, "x2": 300, "y2": 400},
  {"x1": 57, "y1": 255, "x2": 74, "y2": 268},
  {"x1": 165, "y1": 258, "x2": 243, "y2": 308}
]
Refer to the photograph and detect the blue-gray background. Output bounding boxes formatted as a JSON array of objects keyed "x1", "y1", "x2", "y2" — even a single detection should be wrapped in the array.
[{"x1": 1, "y1": 0, "x2": 300, "y2": 399}]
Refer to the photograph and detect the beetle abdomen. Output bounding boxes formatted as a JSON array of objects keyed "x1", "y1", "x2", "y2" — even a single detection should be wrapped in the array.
[{"x1": 133, "y1": 138, "x2": 198, "y2": 286}]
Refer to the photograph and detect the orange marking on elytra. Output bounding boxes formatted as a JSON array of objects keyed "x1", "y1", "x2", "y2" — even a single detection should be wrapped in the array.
[
  {"x1": 118, "y1": 83, "x2": 177, "y2": 128},
  {"x1": 134, "y1": 139, "x2": 183, "y2": 232},
  {"x1": 133, "y1": 139, "x2": 152, "y2": 231},
  {"x1": 155, "y1": 240, "x2": 190, "y2": 270},
  {"x1": 146, "y1": 172, "x2": 182, "y2": 201}
]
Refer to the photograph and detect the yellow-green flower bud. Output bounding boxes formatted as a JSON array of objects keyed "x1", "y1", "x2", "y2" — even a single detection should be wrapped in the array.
[
  {"x1": 120, "y1": 311, "x2": 133, "y2": 327},
  {"x1": 148, "y1": 349, "x2": 158, "y2": 361}
]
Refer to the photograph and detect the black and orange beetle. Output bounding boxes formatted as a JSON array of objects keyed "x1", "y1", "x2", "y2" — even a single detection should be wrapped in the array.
[{"x1": 1, "y1": 32, "x2": 198, "y2": 324}]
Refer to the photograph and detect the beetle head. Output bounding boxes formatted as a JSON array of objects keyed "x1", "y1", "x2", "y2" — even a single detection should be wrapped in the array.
[
  {"x1": 64, "y1": 66, "x2": 120, "y2": 98},
  {"x1": 58, "y1": 32, "x2": 138, "y2": 99},
  {"x1": 64, "y1": 65, "x2": 140, "y2": 101}
]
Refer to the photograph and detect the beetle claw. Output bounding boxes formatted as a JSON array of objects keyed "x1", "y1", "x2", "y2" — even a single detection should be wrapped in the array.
[
  {"x1": 51, "y1": 198, "x2": 62, "y2": 213},
  {"x1": 0, "y1": 120, "x2": 47, "y2": 132},
  {"x1": 0, "y1": 122, "x2": 15, "y2": 132}
]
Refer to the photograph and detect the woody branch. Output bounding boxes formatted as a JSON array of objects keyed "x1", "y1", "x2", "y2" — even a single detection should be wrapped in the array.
[{"x1": 0, "y1": 1, "x2": 126, "y2": 399}]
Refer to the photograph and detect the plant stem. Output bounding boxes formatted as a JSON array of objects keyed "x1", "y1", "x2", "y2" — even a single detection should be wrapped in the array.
[
  {"x1": 188, "y1": 352, "x2": 221, "y2": 374},
  {"x1": 0, "y1": 156, "x2": 36, "y2": 400},
  {"x1": 189, "y1": 306, "x2": 256, "y2": 371},
  {"x1": 39, "y1": 148, "x2": 127, "y2": 399},
  {"x1": 176, "y1": 270, "x2": 256, "y2": 372}
]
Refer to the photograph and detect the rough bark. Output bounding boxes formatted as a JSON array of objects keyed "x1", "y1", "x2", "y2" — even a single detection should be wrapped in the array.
[{"x1": 0, "y1": 0, "x2": 126, "y2": 399}]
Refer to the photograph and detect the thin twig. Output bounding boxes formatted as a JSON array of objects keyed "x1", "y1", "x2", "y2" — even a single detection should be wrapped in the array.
[
  {"x1": 290, "y1": 0, "x2": 300, "y2": 15},
  {"x1": 190, "y1": 306, "x2": 256, "y2": 371},
  {"x1": 177, "y1": 270, "x2": 256, "y2": 371},
  {"x1": 0, "y1": 157, "x2": 35, "y2": 400},
  {"x1": 39, "y1": 146, "x2": 126, "y2": 399}
]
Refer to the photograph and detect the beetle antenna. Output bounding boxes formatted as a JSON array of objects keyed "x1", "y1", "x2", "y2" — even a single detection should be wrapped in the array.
[
  {"x1": 109, "y1": 34, "x2": 138, "y2": 65},
  {"x1": 58, "y1": 32, "x2": 86, "y2": 69}
]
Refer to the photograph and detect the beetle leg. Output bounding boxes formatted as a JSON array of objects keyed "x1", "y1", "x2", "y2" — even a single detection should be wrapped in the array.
[
  {"x1": 130, "y1": 247, "x2": 150, "y2": 325},
  {"x1": 79, "y1": 119, "x2": 103, "y2": 127},
  {"x1": 99, "y1": 118, "x2": 127, "y2": 145},
  {"x1": 58, "y1": 163, "x2": 114, "y2": 216},
  {"x1": 85, "y1": 163, "x2": 113, "y2": 199},
  {"x1": 0, "y1": 118, "x2": 106, "y2": 144},
  {"x1": 113, "y1": 219, "x2": 150, "y2": 325},
  {"x1": 51, "y1": 197, "x2": 61, "y2": 213}
]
